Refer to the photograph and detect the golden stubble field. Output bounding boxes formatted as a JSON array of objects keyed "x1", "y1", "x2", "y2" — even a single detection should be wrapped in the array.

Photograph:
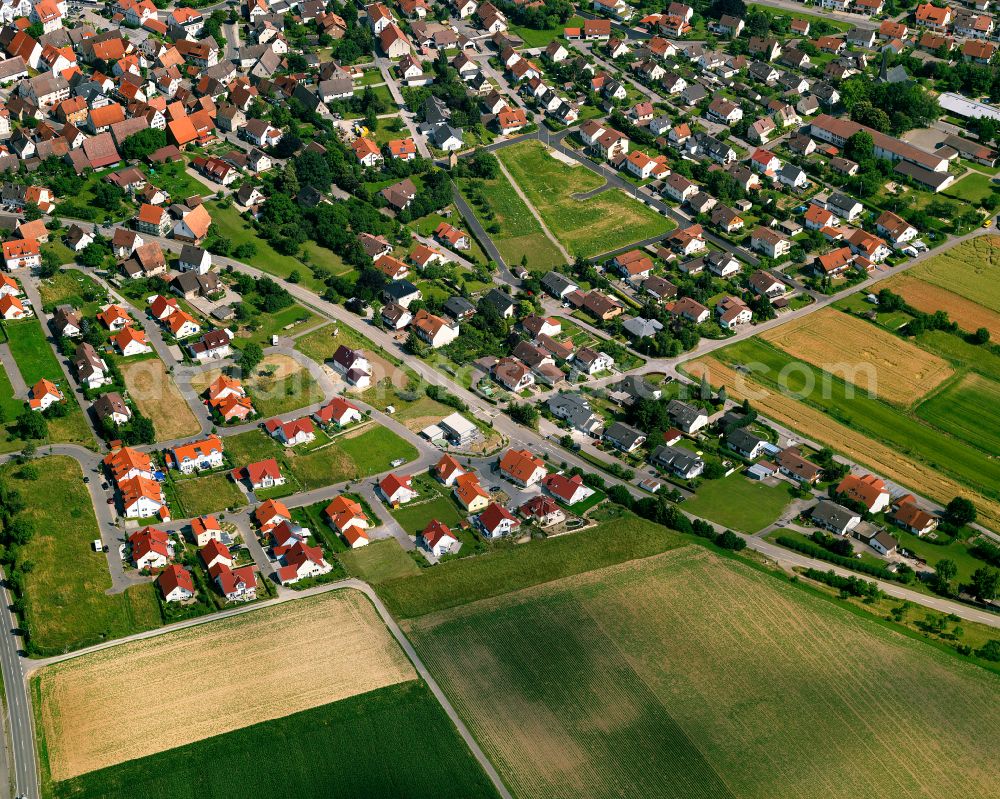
[
  {"x1": 910, "y1": 234, "x2": 1000, "y2": 309},
  {"x1": 760, "y1": 307, "x2": 952, "y2": 405},
  {"x1": 685, "y1": 357, "x2": 1000, "y2": 531},
  {"x1": 406, "y1": 548, "x2": 1000, "y2": 799},
  {"x1": 883, "y1": 273, "x2": 1000, "y2": 340},
  {"x1": 120, "y1": 358, "x2": 201, "y2": 439},
  {"x1": 36, "y1": 590, "x2": 415, "y2": 781}
]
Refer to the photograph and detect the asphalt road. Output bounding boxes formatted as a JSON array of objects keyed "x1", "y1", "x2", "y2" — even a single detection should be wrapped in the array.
[{"x1": 0, "y1": 568, "x2": 37, "y2": 799}]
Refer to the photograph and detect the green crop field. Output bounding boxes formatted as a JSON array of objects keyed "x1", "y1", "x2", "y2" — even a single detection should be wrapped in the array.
[
  {"x1": 49, "y1": 681, "x2": 502, "y2": 799},
  {"x1": 682, "y1": 473, "x2": 795, "y2": 533},
  {"x1": 378, "y1": 516, "x2": 685, "y2": 618},
  {"x1": 709, "y1": 338, "x2": 1000, "y2": 503},
  {"x1": 916, "y1": 373, "x2": 1000, "y2": 455},
  {"x1": 457, "y1": 175, "x2": 565, "y2": 270},
  {"x1": 2, "y1": 456, "x2": 160, "y2": 656},
  {"x1": 497, "y1": 141, "x2": 673, "y2": 258},
  {"x1": 405, "y1": 547, "x2": 1000, "y2": 799},
  {"x1": 909, "y1": 235, "x2": 1000, "y2": 309},
  {"x1": 916, "y1": 330, "x2": 1000, "y2": 382}
]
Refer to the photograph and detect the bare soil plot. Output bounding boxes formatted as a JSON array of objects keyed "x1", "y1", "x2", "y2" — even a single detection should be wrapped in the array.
[
  {"x1": 407, "y1": 547, "x2": 1000, "y2": 799},
  {"x1": 120, "y1": 359, "x2": 201, "y2": 439},
  {"x1": 247, "y1": 353, "x2": 325, "y2": 416},
  {"x1": 760, "y1": 307, "x2": 952, "y2": 406},
  {"x1": 36, "y1": 589, "x2": 414, "y2": 781},
  {"x1": 687, "y1": 356, "x2": 1000, "y2": 531},
  {"x1": 910, "y1": 234, "x2": 1000, "y2": 309},
  {"x1": 883, "y1": 273, "x2": 1000, "y2": 340}
]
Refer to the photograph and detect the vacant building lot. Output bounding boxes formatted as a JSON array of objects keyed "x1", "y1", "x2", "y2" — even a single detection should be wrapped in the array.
[
  {"x1": 120, "y1": 358, "x2": 201, "y2": 440},
  {"x1": 910, "y1": 234, "x2": 1000, "y2": 309},
  {"x1": 760, "y1": 307, "x2": 952, "y2": 406},
  {"x1": 457, "y1": 174, "x2": 566, "y2": 270},
  {"x1": 407, "y1": 547, "x2": 1000, "y2": 799},
  {"x1": 35, "y1": 590, "x2": 414, "y2": 782},
  {"x1": 686, "y1": 355, "x2": 1000, "y2": 531},
  {"x1": 246, "y1": 353, "x2": 326, "y2": 417},
  {"x1": 883, "y1": 273, "x2": 1000, "y2": 340},
  {"x1": 5, "y1": 456, "x2": 161, "y2": 657},
  {"x1": 497, "y1": 141, "x2": 673, "y2": 258}
]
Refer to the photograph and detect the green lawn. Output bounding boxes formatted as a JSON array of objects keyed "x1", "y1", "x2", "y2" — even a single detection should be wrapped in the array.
[
  {"x1": 943, "y1": 171, "x2": 995, "y2": 205},
  {"x1": 509, "y1": 17, "x2": 583, "y2": 47},
  {"x1": 683, "y1": 473, "x2": 795, "y2": 533},
  {"x1": 37, "y1": 269, "x2": 107, "y2": 315},
  {"x1": 712, "y1": 338, "x2": 1000, "y2": 504},
  {"x1": 339, "y1": 538, "x2": 421, "y2": 582},
  {"x1": 3, "y1": 456, "x2": 161, "y2": 656},
  {"x1": 141, "y1": 161, "x2": 211, "y2": 202},
  {"x1": 377, "y1": 516, "x2": 685, "y2": 618},
  {"x1": 389, "y1": 473, "x2": 465, "y2": 535},
  {"x1": 235, "y1": 304, "x2": 319, "y2": 347},
  {"x1": 230, "y1": 424, "x2": 418, "y2": 491},
  {"x1": 169, "y1": 472, "x2": 247, "y2": 518},
  {"x1": 915, "y1": 373, "x2": 1000, "y2": 455},
  {"x1": 456, "y1": 176, "x2": 566, "y2": 271},
  {"x1": 748, "y1": 4, "x2": 852, "y2": 31},
  {"x1": 49, "y1": 682, "x2": 503, "y2": 799},
  {"x1": 497, "y1": 140, "x2": 673, "y2": 258}
]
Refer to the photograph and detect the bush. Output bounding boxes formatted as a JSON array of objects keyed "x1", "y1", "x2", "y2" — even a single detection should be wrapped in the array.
[
  {"x1": 803, "y1": 567, "x2": 883, "y2": 599},
  {"x1": 776, "y1": 534, "x2": 897, "y2": 581}
]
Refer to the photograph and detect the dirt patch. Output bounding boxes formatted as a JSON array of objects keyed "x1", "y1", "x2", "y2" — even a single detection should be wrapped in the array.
[
  {"x1": 761, "y1": 307, "x2": 952, "y2": 405},
  {"x1": 37, "y1": 589, "x2": 415, "y2": 781},
  {"x1": 883, "y1": 274, "x2": 1000, "y2": 340},
  {"x1": 257, "y1": 353, "x2": 299, "y2": 379},
  {"x1": 120, "y1": 359, "x2": 201, "y2": 439},
  {"x1": 401, "y1": 414, "x2": 443, "y2": 432},
  {"x1": 687, "y1": 357, "x2": 1000, "y2": 531}
]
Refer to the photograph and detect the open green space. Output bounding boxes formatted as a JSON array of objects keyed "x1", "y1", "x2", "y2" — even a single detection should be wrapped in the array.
[
  {"x1": 168, "y1": 472, "x2": 247, "y2": 518},
  {"x1": 37, "y1": 270, "x2": 107, "y2": 315},
  {"x1": 497, "y1": 140, "x2": 673, "y2": 258},
  {"x1": 339, "y1": 538, "x2": 421, "y2": 583},
  {"x1": 234, "y1": 304, "x2": 319, "y2": 347},
  {"x1": 206, "y1": 202, "x2": 350, "y2": 293},
  {"x1": 388, "y1": 472, "x2": 465, "y2": 535},
  {"x1": 683, "y1": 472, "x2": 795, "y2": 533},
  {"x1": 140, "y1": 160, "x2": 212, "y2": 202},
  {"x1": 943, "y1": 171, "x2": 994, "y2": 205},
  {"x1": 915, "y1": 373, "x2": 1000, "y2": 455},
  {"x1": 246, "y1": 357, "x2": 326, "y2": 417},
  {"x1": 712, "y1": 338, "x2": 1000, "y2": 503},
  {"x1": 378, "y1": 516, "x2": 685, "y2": 618},
  {"x1": 3, "y1": 456, "x2": 161, "y2": 656},
  {"x1": 909, "y1": 235, "x2": 1000, "y2": 309},
  {"x1": 457, "y1": 175, "x2": 566, "y2": 271},
  {"x1": 406, "y1": 546, "x2": 1000, "y2": 799},
  {"x1": 3, "y1": 319, "x2": 94, "y2": 448},
  {"x1": 49, "y1": 681, "x2": 503, "y2": 799},
  {"x1": 226, "y1": 424, "x2": 417, "y2": 491},
  {"x1": 509, "y1": 17, "x2": 583, "y2": 48}
]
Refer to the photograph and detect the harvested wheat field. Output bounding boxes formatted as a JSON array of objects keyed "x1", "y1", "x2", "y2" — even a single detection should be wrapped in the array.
[
  {"x1": 760, "y1": 307, "x2": 952, "y2": 405},
  {"x1": 687, "y1": 357, "x2": 1000, "y2": 531},
  {"x1": 911, "y1": 234, "x2": 1000, "y2": 309},
  {"x1": 883, "y1": 273, "x2": 1000, "y2": 340},
  {"x1": 407, "y1": 547, "x2": 1000, "y2": 799},
  {"x1": 120, "y1": 359, "x2": 201, "y2": 439},
  {"x1": 35, "y1": 589, "x2": 414, "y2": 782}
]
